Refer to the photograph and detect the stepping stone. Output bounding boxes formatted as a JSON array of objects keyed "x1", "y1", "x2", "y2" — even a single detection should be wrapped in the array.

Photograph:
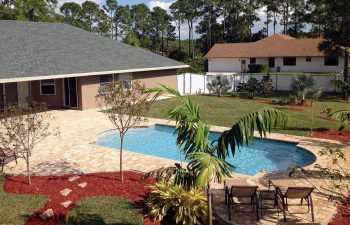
[
  {"x1": 39, "y1": 209, "x2": 54, "y2": 220},
  {"x1": 61, "y1": 200, "x2": 72, "y2": 208},
  {"x1": 78, "y1": 182, "x2": 87, "y2": 188},
  {"x1": 60, "y1": 188, "x2": 72, "y2": 196},
  {"x1": 68, "y1": 175, "x2": 80, "y2": 182}
]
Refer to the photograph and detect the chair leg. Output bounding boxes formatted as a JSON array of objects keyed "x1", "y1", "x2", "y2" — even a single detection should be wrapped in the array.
[
  {"x1": 310, "y1": 195, "x2": 315, "y2": 222},
  {"x1": 225, "y1": 187, "x2": 228, "y2": 205},
  {"x1": 283, "y1": 198, "x2": 287, "y2": 222},
  {"x1": 255, "y1": 194, "x2": 259, "y2": 221},
  {"x1": 301, "y1": 198, "x2": 303, "y2": 205},
  {"x1": 228, "y1": 196, "x2": 232, "y2": 221}
]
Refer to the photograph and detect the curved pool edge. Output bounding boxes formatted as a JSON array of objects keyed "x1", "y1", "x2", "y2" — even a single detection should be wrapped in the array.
[{"x1": 93, "y1": 122, "x2": 325, "y2": 175}]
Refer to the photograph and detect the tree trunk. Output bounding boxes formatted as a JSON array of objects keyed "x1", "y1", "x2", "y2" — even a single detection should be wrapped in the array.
[
  {"x1": 208, "y1": 3, "x2": 212, "y2": 50},
  {"x1": 207, "y1": 183, "x2": 212, "y2": 225},
  {"x1": 178, "y1": 24, "x2": 181, "y2": 51},
  {"x1": 161, "y1": 31, "x2": 164, "y2": 56},
  {"x1": 344, "y1": 50, "x2": 349, "y2": 100},
  {"x1": 266, "y1": 10, "x2": 269, "y2": 36},
  {"x1": 273, "y1": 12, "x2": 276, "y2": 34},
  {"x1": 188, "y1": 20, "x2": 191, "y2": 59},
  {"x1": 26, "y1": 151, "x2": 31, "y2": 185},
  {"x1": 119, "y1": 135, "x2": 124, "y2": 182}
]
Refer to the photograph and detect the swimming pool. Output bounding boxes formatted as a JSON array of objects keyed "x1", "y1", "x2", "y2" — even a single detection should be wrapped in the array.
[{"x1": 95, "y1": 125, "x2": 316, "y2": 175}]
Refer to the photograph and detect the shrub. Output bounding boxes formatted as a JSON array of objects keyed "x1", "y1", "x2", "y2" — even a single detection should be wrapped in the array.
[
  {"x1": 260, "y1": 75, "x2": 274, "y2": 96},
  {"x1": 291, "y1": 74, "x2": 316, "y2": 104},
  {"x1": 248, "y1": 64, "x2": 267, "y2": 73},
  {"x1": 237, "y1": 77, "x2": 261, "y2": 99},
  {"x1": 272, "y1": 95, "x2": 298, "y2": 105},
  {"x1": 206, "y1": 75, "x2": 232, "y2": 97},
  {"x1": 146, "y1": 182, "x2": 207, "y2": 225},
  {"x1": 229, "y1": 91, "x2": 240, "y2": 98}
]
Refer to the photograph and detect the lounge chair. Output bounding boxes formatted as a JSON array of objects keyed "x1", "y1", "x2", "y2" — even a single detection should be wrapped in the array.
[
  {"x1": 224, "y1": 178, "x2": 259, "y2": 221},
  {"x1": 270, "y1": 179, "x2": 314, "y2": 222},
  {"x1": 0, "y1": 148, "x2": 18, "y2": 172}
]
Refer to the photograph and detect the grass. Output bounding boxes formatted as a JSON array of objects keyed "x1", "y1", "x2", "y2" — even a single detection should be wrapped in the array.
[
  {"x1": 143, "y1": 94, "x2": 350, "y2": 136},
  {"x1": 65, "y1": 197, "x2": 144, "y2": 225},
  {"x1": 0, "y1": 175, "x2": 47, "y2": 225}
]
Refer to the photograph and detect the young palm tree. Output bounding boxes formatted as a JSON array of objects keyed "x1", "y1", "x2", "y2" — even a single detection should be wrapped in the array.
[
  {"x1": 144, "y1": 85, "x2": 288, "y2": 225},
  {"x1": 291, "y1": 74, "x2": 316, "y2": 104},
  {"x1": 206, "y1": 75, "x2": 232, "y2": 97}
]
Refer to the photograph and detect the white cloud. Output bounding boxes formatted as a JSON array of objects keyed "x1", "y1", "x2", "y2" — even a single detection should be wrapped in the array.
[{"x1": 148, "y1": 0, "x2": 174, "y2": 12}]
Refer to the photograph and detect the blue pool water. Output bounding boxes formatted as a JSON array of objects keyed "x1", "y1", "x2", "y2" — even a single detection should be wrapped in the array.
[{"x1": 95, "y1": 125, "x2": 316, "y2": 175}]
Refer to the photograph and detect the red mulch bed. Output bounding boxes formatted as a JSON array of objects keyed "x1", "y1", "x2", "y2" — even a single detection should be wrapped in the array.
[
  {"x1": 311, "y1": 130, "x2": 350, "y2": 142},
  {"x1": 238, "y1": 97, "x2": 273, "y2": 103},
  {"x1": 328, "y1": 196, "x2": 350, "y2": 225},
  {"x1": 4, "y1": 171, "x2": 161, "y2": 225}
]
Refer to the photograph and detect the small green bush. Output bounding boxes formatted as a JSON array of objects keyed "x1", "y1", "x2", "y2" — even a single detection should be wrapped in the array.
[
  {"x1": 146, "y1": 182, "x2": 207, "y2": 225},
  {"x1": 237, "y1": 78, "x2": 261, "y2": 99},
  {"x1": 248, "y1": 64, "x2": 267, "y2": 73}
]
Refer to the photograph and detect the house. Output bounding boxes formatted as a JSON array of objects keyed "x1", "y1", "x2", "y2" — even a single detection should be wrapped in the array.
[
  {"x1": 0, "y1": 20, "x2": 188, "y2": 110},
  {"x1": 205, "y1": 34, "x2": 346, "y2": 74}
]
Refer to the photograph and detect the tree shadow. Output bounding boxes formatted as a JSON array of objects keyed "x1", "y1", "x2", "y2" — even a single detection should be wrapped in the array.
[{"x1": 30, "y1": 160, "x2": 83, "y2": 176}]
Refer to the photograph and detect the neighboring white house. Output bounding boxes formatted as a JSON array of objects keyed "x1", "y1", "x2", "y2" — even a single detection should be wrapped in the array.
[{"x1": 205, "y1": 34, "x2": 347, "y2": 74}]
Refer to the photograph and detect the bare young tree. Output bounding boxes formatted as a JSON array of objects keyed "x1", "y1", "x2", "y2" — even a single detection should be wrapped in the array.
[
  {"x1": 95, "y1": 81, "x2": 152, "y2": 182},
  {"x1": 0, "y1": 102, "x2": 57, "y2": 185}
]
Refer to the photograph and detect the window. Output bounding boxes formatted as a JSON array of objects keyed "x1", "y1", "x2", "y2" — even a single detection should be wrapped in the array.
[
  {"x1": 99, "y1": 74, "x2": 113, "y2": 90},
  {"x1": 283, "y1": 57, "x2": 296, "y2": 66},
  {"x1": 324, "y1": 56, "x2": 339, "y2": 66},
  {"x1": 269, "y1": 57, "x2": 275, "y2": 68},
  {"x1": 306, "y1": 57, "x2": 311, "y2": 62},
  {"x1": 119, "y1": 73, "x2": 132, "y2": 89},
  {"x1": 250, "y1": 58, "x2": 256, "y2": 64},
  {"x1": 40, "y1": 79, "x2": 55, "y2": 95}
]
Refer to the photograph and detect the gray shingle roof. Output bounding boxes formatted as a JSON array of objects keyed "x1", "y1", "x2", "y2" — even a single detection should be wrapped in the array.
[{"x1": 0, "y1": 20, "x2": 186, "y2": 81}]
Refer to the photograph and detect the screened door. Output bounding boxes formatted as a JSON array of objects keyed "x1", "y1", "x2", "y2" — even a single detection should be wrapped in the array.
[{"x1": 64, "y1": 77, "x2": 78, "y2": 108}]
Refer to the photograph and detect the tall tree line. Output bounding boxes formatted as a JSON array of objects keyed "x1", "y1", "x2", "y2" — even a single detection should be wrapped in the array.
[{"x1": 1, "y1": 0, "x2": 349, "y2": 73}]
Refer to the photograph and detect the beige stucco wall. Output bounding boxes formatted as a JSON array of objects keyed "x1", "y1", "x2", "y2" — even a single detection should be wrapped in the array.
[
  {"x1": 79, "y1": 69, "x2": 178, "y2": 110},
  {"x1": 31, "y1": 79, "x2": 63, "y2": 109},
  {"x1": 132, "y1": 69, "x2": 178, "y2": 89}
]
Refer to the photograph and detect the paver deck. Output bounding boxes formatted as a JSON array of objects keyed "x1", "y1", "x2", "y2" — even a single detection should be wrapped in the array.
[{"x1": 3, "y1": 109, "x2": 349, "y2": 225}]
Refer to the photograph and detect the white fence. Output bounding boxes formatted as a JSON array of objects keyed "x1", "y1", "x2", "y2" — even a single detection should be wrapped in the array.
[{"x1": 177, "y1": 73, "x2": 341, "y2": 95}]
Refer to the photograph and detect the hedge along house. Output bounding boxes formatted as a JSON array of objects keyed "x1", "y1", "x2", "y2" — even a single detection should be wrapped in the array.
[
  {"x1": 205, "y1": 34, "x2": 347, "y2": 74},
  {"x1": 0, "y1": 20, "x2": 188, "y2": 110}
]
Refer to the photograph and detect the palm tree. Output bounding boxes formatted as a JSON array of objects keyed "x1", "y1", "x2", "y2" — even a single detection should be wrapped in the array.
[
  {"x1": 331, "y1": 110, "x2": 350, "y2": 124},
  {"x1": 331, "y1": 79, "x2": 350, "y2": 101},
  {"x1": 291, "y1": 74, "x2": 316, "y2": 104},
  {"x1": 207, "y1": 75, "x2": 232, "y2": 97},
  {"x1": 144, "y1": 85, "x2": 288, "y2": 225}
]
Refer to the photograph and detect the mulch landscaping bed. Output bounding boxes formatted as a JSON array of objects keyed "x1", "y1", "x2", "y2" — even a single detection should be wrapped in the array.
[
  {"x1": 329, "y1": 196, "x2": 350, "y2": 225},
  {"x1": 4, "y1": 171, "x2": 160, "y2": 225},
  {"x1": 311, "y1": 130, "x2": 350, "y2": 142}
]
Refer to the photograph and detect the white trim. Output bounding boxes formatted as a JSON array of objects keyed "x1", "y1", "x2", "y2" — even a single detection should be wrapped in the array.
[
  {"x1": 40, "y1": 79, "x2": 56, "y2": 96},
  {"x1": 0, "y1": 65, "x2": 189, "y2": 84}
]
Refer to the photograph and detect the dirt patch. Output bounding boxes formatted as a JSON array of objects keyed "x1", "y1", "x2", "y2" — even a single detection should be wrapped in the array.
[
  {"x1": 311, "y1": 130, "x2": 350, "y2": 142},
  {"x1": 4, "y1": 171, "x2": 159, "y2": 225}
]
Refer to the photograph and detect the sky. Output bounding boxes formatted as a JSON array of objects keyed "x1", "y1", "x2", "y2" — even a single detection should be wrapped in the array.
[{"x1": 56, "y1": 0, "x2": 284, "y2": 39}]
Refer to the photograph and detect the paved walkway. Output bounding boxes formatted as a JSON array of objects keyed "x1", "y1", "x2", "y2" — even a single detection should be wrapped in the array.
[{"x1": 3, "y1": 109, "x2": 349, "y2": 225}]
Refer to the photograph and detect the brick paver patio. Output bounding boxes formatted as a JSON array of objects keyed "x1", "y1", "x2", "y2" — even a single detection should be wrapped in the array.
[{"x1": 3, "y1": 109, "x2": 349, "y2": 225}]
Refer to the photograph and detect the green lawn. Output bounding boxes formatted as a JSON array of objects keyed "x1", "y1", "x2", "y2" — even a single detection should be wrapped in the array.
[
  {"x1": 0, "y1": 175, "x2": 47, "y2": 225},
  {"x1": 144, "y1": 94, "x2": 350, "y2": 136},
  {"x1": 65, "y1": 197, "x2": 143, "y2": 225}
]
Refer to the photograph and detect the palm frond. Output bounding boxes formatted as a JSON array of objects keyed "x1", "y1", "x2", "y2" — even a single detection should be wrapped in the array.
[
  {"x1": 188, "y1": 152, "x2": 232, "y2": 187},
  {"x1": 217, "y1": 108, "x2": 288, "y2": 159},
  {"x1": 330, "y1": 79, "x2": 349, "y2": 90},
  {"x1": 331, "y1": 110, "x2": 350, "y2": 124}
]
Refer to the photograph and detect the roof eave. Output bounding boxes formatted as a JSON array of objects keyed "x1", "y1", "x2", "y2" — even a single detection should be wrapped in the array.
[{"x1": 0, "y1": 65, "x2": 189, "y2": 83}]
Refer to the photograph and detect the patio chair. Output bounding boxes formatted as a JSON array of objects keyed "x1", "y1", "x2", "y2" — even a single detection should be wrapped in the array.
[
  {"x1": 0, "y1": 148, "x2": 18, "y2": 172},
  {"x1": 225, "y1": 179, "x2": 259, "y2": 221},
  {"x1": 276, "y1": 186, "x2": 315, "y2": 222}
]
